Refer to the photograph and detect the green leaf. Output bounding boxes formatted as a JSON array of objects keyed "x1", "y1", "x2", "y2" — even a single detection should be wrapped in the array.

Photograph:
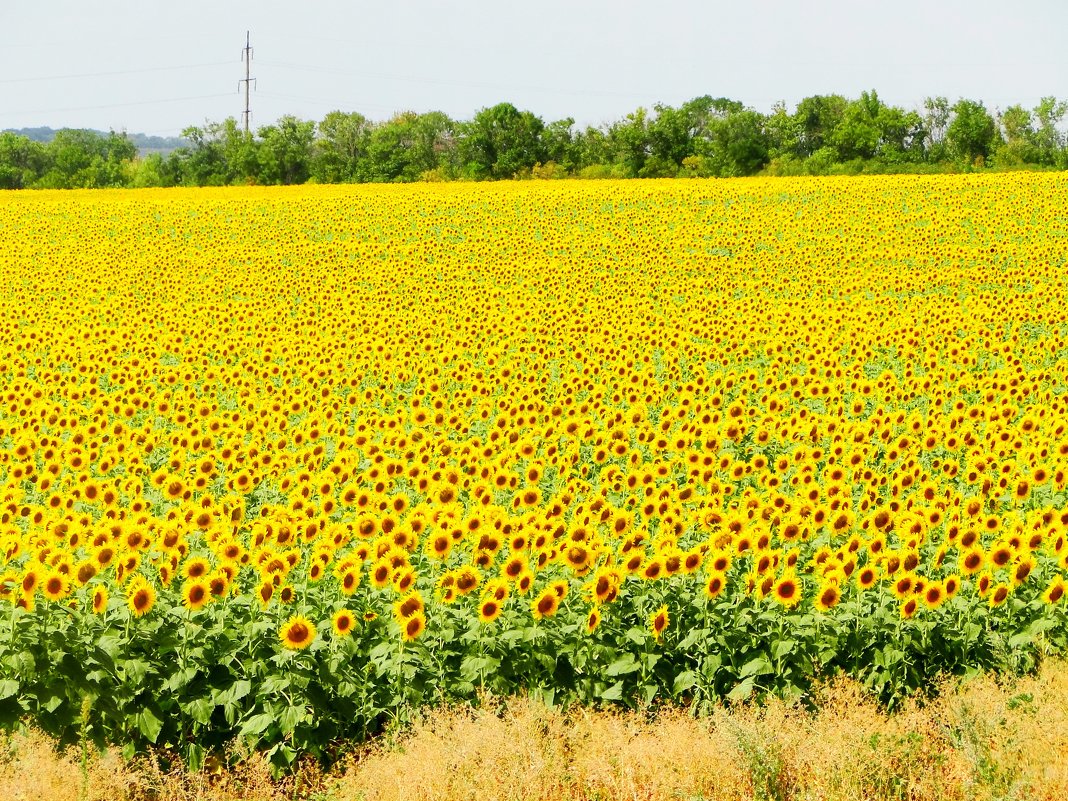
[
  {"x1": 0, "y1": 680, "x2": 18, "y2": 700},
  {"x1": 601, "y1": 681, "x2": 624, "y2": 701},
  {"x1": 219, "y1": 679, "x2": 252, "y2": 704},
  {"x1": 727, "y1": 677, "x2": 756, "y2": 701},
  {"x1": 460, "y1": 656, "x2": 498, "y2": 682},
  {"x1": 774, "y1": 640, "x2": 796, "y2": 659},
  {"x1": 123, "y1": 659, "x2": 150, "y2": 686},
  {"x1": 279, "y1": 705, "x2": 305, "y2": 735},
  {"x1": 259, "y1": 675, "x2": 291, "y2": 696},
  {"x1": 185, "y1": 742, "x2": 205, "y2": 773},
  {"x1": 672, "y1": 670, "x2": 697, "y2": 695},
  {"x1": 678, "y1": 628, "x2": 709, "y2": 650},
  {"x1": 641, "y1": 683, "x2": 658, "y2": 706},
  {"x1": 1008, "y1": 632, "x2": 1033, "y2": 649},
  {"x1": 183, "y1": 697, "x2": 214, "y2": 725},
  {"x1": 606, "y1": 655, "x2": 640, "y2": 676},
  {"x1": 739, "y1": 657, "x2": 772, "y2": 678},
  {"x1": 135, "y1": 707, "x2": 163, "y2": 743},
  {"x1": 239, "y1": 712, "x2": 274, "y2": 738},
  {"x1": 702, "y1": 653, "x2": 722, "y2": 675}
]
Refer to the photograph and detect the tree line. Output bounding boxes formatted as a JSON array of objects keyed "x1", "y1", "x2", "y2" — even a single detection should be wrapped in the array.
[{"x1": 1, "y1": 91, "x2": 1066, "y2": 190}]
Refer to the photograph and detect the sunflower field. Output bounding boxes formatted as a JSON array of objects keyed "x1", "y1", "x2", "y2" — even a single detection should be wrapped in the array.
[{"x1": 1, "y1": 174, "x2": 1067, "y2": 769}]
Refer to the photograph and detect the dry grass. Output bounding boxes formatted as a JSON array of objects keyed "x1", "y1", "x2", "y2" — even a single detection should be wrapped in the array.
[{"x1": 3, "y1": 662, "x2": 1067, "y2": 800}]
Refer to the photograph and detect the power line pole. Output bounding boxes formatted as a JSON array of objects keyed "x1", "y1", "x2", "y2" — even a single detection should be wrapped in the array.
[{"x1": 239, "y1": 31, "x2": 255, "y2": 134}]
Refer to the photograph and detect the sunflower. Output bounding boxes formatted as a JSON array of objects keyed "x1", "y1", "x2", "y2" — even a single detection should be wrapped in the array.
[
  {"x1": 369, "y1": 559, "x2": 392, "y2": 589},
  {"x1": 401, "y1": 612, "x2": 426, "y2": 641},
  {"x1": 182, "y1": 579, "x2": 211, "y2": 611},
  {"x1": 591, "y1": 571, "x2": 615, "y2": 604},
  {"x1": 531, "y1": 588, "x2": 560, "y2": 620},
  {"x1": 126, "y1": 581, "x2": 156, "y2": 618},
  {"x1": 772, "y1": 574, "x2": 802, "y2": 608},
  {"x1": 393, "y1": 569, "x2": 416, "y2": 594},
  {"x1": 183, "y1": 556, "x2": 211, "y2": 580},
  {"x1": 892, "y1": 573, "x2": 915, "y2": 599},
  {"x1": 856, "y1": 565, "x2": 878, "y2": 590},
  {"x1": 989, "y1": 545, "x2": 1013, "y2": 569},
  {"x1": 478, "y1": 598, "x2": 503, "y2": 624},
  {"x1": 20, "y1": 567, "x2": 40, "y2": 597},
  {"x1": 703, "y1": 572, "x2": 726, "y2": 599},
  {"x1": 989, "y1": 583, "x2": 1011, "y2": 607},
  {"x1": 279, "y1": 615, "x2": 317, "y2": 650},
  {"x1": 455, "y1": 566, "x2": 480, "y2": 595},
  {"x1": 41, "y1": 572, "x2": 70, "y2": 602},
  {"x1": 650, "y1": 604, "x2": 669, "y2": 641},
  {"x1": 959, "y1": 548, "x2": 984, "y2": 576},
  {"x1": 1043, "y1": 576, "x2": 1065, "y2": 604},
  {"x1": 393, "y1": 591, "x2": 425, "y2": 622},
  {"x1": 586, "y1": 607, "x2": 602, "y2": 633},
  {"x1": 814, "y1": 582, "x2": 841, "y2": 612},
  {"x1": 922, "y1": 581, "x2": 945, "y2": 610},
  {"x1": 332, "y1": 609, "x2": 355, "y2": 637},
  {"x1": 516, "y1": 570, "x2": 534, "y2": 595},
  {"x1": 338, "y1": 567, "x2": 361, "y2": 595},
  {"x1": 92, "y1": 586, "x2": 108, "y2": 615},
  {"x1": 1011, "y1": 556, "x2": 1035, "y2": 586}
]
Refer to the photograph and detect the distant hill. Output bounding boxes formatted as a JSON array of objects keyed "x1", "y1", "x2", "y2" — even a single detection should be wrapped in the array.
[{"x1": 3, "y1": 126, "x2": 187, "y2": 156}]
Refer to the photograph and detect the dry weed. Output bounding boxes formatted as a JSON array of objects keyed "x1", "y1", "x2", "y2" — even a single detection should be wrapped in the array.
[{"x1": 4, "y1": 662, "x2": 1068, "y2": 800}]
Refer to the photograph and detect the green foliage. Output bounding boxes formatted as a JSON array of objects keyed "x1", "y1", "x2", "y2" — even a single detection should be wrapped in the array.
[
  {"x1": 0, "y1": 559, "x2": 1065, "y2": 772},
  {"x1": 947, "y1": 99, "x2": 1000, "y2": 164},
  {"x1": 2, "y1": 90, "x2": 1067, "y2": 190},
  {"x1": 310, "y1": 111, "x2": 371, "y2": 183},
  {"x1": 458, "y1": 102, "x2": 545, "y2": 180}
]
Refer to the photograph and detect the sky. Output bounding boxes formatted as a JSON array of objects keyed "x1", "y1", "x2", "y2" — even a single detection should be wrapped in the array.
[{"x1": 1, "y1": 0, "x2": 1066, "y2": 136}]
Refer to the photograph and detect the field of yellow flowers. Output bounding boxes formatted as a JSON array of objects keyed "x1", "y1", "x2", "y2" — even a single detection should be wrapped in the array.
[{"x1": 0, "y1": 174, "x2": 1067, "y2": 769}]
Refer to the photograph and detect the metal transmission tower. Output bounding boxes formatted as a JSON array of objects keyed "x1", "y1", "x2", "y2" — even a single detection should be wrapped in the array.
[{"x1": 239, "y1": 31, "x2": 255, "y2": 134}]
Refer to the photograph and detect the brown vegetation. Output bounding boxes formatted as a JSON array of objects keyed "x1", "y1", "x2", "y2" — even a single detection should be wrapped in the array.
[{"x1": 3, "y1": 661, "x2": 1067, "y2": 801}]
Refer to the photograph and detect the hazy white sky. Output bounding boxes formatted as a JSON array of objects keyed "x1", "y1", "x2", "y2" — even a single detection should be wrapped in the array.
[{"x1": 1, "y1": 0, "x2": 1066, "y2": 135}]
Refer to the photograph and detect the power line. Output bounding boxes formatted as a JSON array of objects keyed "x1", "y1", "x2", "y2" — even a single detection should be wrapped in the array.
[
  {"x1": 0, "y1": 93, "x2": 234, "y2": 118},
  {"x1": 258, "y1": 90, "x2": 398, "y2": 113},
  {"x1": 0, "y1": 60, "x2": 232, "y2": 85},
  {"x1": 256, "y1": 59, "x2": 654, "y2": 101}
]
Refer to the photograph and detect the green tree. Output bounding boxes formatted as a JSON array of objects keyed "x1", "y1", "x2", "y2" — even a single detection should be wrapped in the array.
[
  {"x1": 0, "y1": 132, "x2": 47, "y2": 189},
  {"x1": 541, "y1": 118, "x2": 577, "y2": 173},
  {"x1": 645, "y1": 97, "x2": 759, "y2": 176},
  {"x1": 176, "y1": 119, "x2": 257, "y2": 186},
  {"x1": 794, "y1": 95, "x2": 847, "y2": 158},
  {"x1": 765, "y1": 100, "x2": 802, "y2": 161},
  {"x1": 359, "y1": 113, "x2": 419, "y2": 183},
  {"x1": 570, "y1": 126, "x2": 613, "y2": 172},
  {"x1": 607, "y1": 107, "x2": 652, "y2": 177},
  {"x1": 696, "y1": 108, "x2": 769, "y2": 177},
  {"x1": 875, "y1": 106, "x2": 926, "y2": 162},
  {"x1": 997, "y1": 104, "x2": 1037, "y2": 166},
  {"x1": 458, "y1": 103, "x2": 545, "y2": 180},
  {"x1": 256, "y1": 115, "x2": 315, "y2": 185},
  {"x1": 36, "y1": 129, "x2": 136, "y2": 189},
  {"x1": 409, "y1": 111, "x2": 456, "y2": 178},
  {"x1": 1032, "y1": 96, "x2": 1067, "y2": 166},
  {"x1": 923, "y1": 96, "x2": 951, "y2": 161},
  {"x1": 311, "y1": 111, "x2": 371, "y2": 183},
  {"x1": 946, "y1": 99, "x2": 1000, "y2": 164},
  {"x1": 832, "y1": 90, "x2": 884, "y2": 161}
]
